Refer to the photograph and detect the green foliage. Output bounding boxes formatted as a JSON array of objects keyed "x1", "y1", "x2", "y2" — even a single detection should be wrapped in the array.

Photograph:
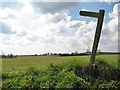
[{"x1": 2, "y1": 59, "x2": 120, "y2": 89}]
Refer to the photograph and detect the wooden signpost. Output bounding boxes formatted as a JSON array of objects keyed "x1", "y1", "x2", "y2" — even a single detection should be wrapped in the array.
[{"x1": 79, "y1": 9, "x2": 105, "y2": 66}]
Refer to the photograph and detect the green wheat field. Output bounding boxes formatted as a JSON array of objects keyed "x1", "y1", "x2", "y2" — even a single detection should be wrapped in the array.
[{"x1": 2, "y1": 54, "x2": 118, "y2": 72}]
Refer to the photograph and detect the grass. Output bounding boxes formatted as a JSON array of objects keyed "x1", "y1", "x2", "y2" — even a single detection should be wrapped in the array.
[
  {"x1": 2, "y1": 58, "x2": 120, "y2": 88},
  {"x1": 96, "y1": 54, "x2": 118, "y2": 68},
  {"x1": 2, "y1": 54, "x2": 118, "y2": 72},
  {"x1": 2, "y1": 55, "x2": 90, "y2": 72},
  {"x1": 0, "y1": 79, "x2": 1, "y2": 88},
  {"x1": 1, "y1": 54, "x2": 120, "y2": 88},
  {"x1": 0, "y1": 78, "x2": 1, "y2": 88}
]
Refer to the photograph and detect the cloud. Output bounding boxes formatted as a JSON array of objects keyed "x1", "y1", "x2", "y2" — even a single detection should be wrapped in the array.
[
  {"x1": 0, "y1": 8, "x2": 21, "y2": 19},
  {"x1": 21, "y1": 0, "x2": 119, "y2": 2},
  {"x1": 100, "y1": 0, "x2": 118, "y2": 2},
  {"x1": 47, "y1": 12, "x2": 70, "y2": 23},
  {"x1": 66, "y1": 20, "x2": 86, "y2": 31},
  {"x1": 100, "y1": 3, "x2": 118, "y2": 51},
  {"x1": 0, "y1": 2, "x2": 118, "y2": 54},
  {"x1": 0, "y1": 22, "x2": 16, "y2": 34},
  {"x1": 30, "y1": 2, "x2": 77, "y2": 14},
  {"x1": 109, "y1": 3, "x2": 118, "y2": 19}
]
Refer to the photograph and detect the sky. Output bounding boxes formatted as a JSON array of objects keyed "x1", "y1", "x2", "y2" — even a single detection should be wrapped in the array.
[{"x1": 0, "y1": 0, "x2": 119, "y2": 55}]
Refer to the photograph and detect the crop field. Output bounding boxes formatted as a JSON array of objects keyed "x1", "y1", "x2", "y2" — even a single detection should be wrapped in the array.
[
  {"x1": 2, "y1": 54, "x2": 118, "y2": 72},
  {"x1": 1, "y1": 54, "x2": 120, "y2": 88}
]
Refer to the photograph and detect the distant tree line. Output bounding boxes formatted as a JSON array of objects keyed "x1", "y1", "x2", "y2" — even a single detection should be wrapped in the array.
[
  {"x1": 58, "y1": 52, "x2": 90, "y2": 56},
  {"x1": 34, "y1": 50, "x2": 105, "y2": 57},
  {"x1": 2, "y1": 54, "x2": 17, "y2": 58},
  {"x1": 35, "y1": 51, "x2": 91, "y2": 56}
]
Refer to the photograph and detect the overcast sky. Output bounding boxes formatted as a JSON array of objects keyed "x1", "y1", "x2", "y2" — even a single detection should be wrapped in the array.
[{"x1": 0, "y1": 0, "x2": 119, "y2": 55}]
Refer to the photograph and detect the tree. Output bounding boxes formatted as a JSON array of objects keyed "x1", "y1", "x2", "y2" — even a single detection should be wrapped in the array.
[
  {"x1": 35, "y1": 54, "x2": 37, "y2": 56},
  {"x1": 98, "y1": 49, "x2": 101, "y2": 52},
  {"x1": 74, "y1": 51, "x2": 78, "y2": 55},
  {"x1": 9, "y1": 54, "x2": 13, "y2": 58}
]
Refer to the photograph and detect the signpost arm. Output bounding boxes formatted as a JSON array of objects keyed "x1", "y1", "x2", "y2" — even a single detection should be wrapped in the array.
[
  {"x1": 80, "y1": 11, "x2": 99, "y2": 18},
  {"x1": 90, "y1": 9, "x2": 105, "y2": 66}
]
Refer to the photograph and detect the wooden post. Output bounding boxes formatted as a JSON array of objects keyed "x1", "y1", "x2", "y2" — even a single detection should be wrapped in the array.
[{"x1": 80, "y1": 9, "x2": 105, "y2": 66}]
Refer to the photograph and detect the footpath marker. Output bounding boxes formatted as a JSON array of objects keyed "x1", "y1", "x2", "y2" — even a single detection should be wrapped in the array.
[{"x1": 79, "y1": 9, "x2": 105, "y2": 66}]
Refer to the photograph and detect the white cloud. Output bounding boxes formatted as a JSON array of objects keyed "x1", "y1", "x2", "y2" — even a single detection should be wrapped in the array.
[
  {"x1": 0, "y1": 0, "x2": 118, "y2": 2},
  {"x1": 100, "y1": 0, "x2": 118, "y2": 2},
  {"x1": 0, "y1": 21, "x2": 16, "y2": 34},
  {"x1": 30, "y1": 2, "x2": 77, "y2": 14},
  {"x1": 109, "y1": 3, "x2": 118, "y2": 19},
  {"x1": 100, "y1": 3, "x2": 118, "y2": 51},
  {"x1": 0, "y1": 2, "x2": 118, "y2": 55},
  {"x1": 0, "y1": 8, "x2": 21, "y2": 19}
]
